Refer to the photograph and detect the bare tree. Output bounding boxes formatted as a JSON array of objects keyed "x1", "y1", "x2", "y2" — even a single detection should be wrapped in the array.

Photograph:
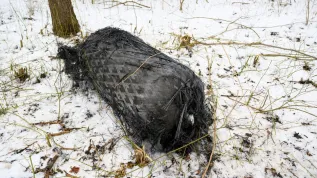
[{"x1": 48, "y1": 0, "x2": 80, "y2": 37}]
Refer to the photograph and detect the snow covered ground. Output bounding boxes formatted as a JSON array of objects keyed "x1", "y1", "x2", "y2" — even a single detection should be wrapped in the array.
[{"x1": 0, "y1": 0, "x2": 317, "y2": 177}]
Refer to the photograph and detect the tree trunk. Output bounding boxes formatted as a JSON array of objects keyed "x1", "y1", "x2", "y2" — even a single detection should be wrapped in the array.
[{"x1": 48, "y1": 0, "x2": 80, "y2": 37}]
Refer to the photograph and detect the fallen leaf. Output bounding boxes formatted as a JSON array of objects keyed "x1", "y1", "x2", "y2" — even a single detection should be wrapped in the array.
[
  {"x1": 306, "y1": 150, "x2": 312, "y2": 156},
  {"x1": 70, "y1": 166, "x2": 80, "y2": 174}
]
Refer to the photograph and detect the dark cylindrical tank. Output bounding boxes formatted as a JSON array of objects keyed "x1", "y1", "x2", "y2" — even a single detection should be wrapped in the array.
[{"x1": 58, "y1": 27, "x2": 213, "y2": 154}]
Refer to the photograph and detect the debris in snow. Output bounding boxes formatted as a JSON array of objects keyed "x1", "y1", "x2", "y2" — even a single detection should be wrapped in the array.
[
  {"x1": 58, "y1": 27, "x2": 214, "y2": 154},
  {"x1": 293, "y1": 132, "x2": 303, "y2": 139},
  {"x1": 1, "y1": 0, "x2": 317, "y2": 177}
]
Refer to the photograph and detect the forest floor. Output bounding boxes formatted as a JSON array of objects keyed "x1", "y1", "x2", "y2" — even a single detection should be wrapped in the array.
[{"x1": 0, "y1": 0, "x2": 317, "y2": 177}]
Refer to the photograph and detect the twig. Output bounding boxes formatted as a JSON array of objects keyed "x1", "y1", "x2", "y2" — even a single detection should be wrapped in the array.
[
  {"x1": 290, "y1": 155, "x2": 315, "y2": 177},
  {"x1": 48, "y1": 130, "x2": 71, "y2": 137},
  {"x1": 193, "y1": 40, "x2": 317, "y2": 60},
  {"x1": 35, "y1": 155, "x2": 59, "y2": 178},
  {"x1": 189, "y1": 17, "x2": 260, "y2": 38},
  {"x1": 306, "y1": 0, "x2": 310, "y2": 25},
  {"x1": 45, "y1": 155, "x2": 59, "y2": 178},
  {"x1": 221, "y1": 94, "x2": 257, "y2": 98},
  {"x1": 115, "y1": 52, "x2": 161, "y2": 87},
  {"x1": 50, "y1": 136, "x2": 79, "y2": 151},
  {"x1": 29, "y1": 154, "x2": 36, "y2": 178},
  {"x1": 3, "y1": 141, "x2": 37, "y2": 156},
  {"x1": 180, "y1": 0, "x2": 185, "y2": 11},
  {"x1": 14, "y1": 141, "x2": 37, "y2": 154},
  {"x1": 33, "y1": 120, "x2": 64, "y2": 127},
  {"x1": 105, "y1": 1, "x2": 150, "y2": 9},
  {"x1": 287, "y1": 169, "x2": 299, "y2": 178},
  {"x1": 298, "y1": 79, "x2": 317, "y2": 88},
  {"x1": 232, "y1": 2, "x2": 250, "y2": 4},
  {"x1": 260, "y1": 53, "x2": 312, "y2": 60},
  {"x1": 202, "y1": 99, "x2": 217, "y2": 178},
  {"x1": 308, "y1": 159, "x2": 317, "y2": 170}
]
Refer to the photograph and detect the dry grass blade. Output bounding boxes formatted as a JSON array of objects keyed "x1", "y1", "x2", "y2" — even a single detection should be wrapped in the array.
[
  {"x1": 189, "y1": 16, "x2": 260, "y2": 38},
  {"x1": 115, "y1": 52, "x2": 161, "y2": 87},
  {"x1": 179, "y1": 35, "x2": 193, "y2": 49},
  {"x1": 115, "y1": 163, "x2": 127, "y2": 178},
  {"x1": 48, "y1": 130, "x2": 71, "y2": 137},
  {"x1": 14, "y1": 67, "x2": 29, "y2": 82},
  {"x1": 134, "y1": 145, "x2": 152, "y2": 167},
  {"x1": 202, "y1": 98, "x2": 218, "y2": 178},
  {"x1": 180, "y1": 0, "x2": 185, "y2": 11},
  {"x1": 105, "y1": 0, "x2": 150, "y2": 9},
  {"x1": 33, "y1": 120, "x2": 64, "y2": 127},
  {"x1": 193, "y1": 40, "x2": 317, "y2": 60}
]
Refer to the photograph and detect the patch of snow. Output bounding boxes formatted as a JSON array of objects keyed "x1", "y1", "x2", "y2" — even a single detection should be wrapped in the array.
[{"x1": 0, "y1": 0, "x2": 317, "y2": 177}]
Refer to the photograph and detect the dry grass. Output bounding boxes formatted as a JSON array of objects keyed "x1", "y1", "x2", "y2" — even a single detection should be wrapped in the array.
[{"x1": 1, "y1": 0, "x2": 317, "y2": 177}]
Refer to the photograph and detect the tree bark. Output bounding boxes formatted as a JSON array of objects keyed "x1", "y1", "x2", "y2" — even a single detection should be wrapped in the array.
[{"x1": 48, "y1": 0, "x2": 80, "y2": 37}]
